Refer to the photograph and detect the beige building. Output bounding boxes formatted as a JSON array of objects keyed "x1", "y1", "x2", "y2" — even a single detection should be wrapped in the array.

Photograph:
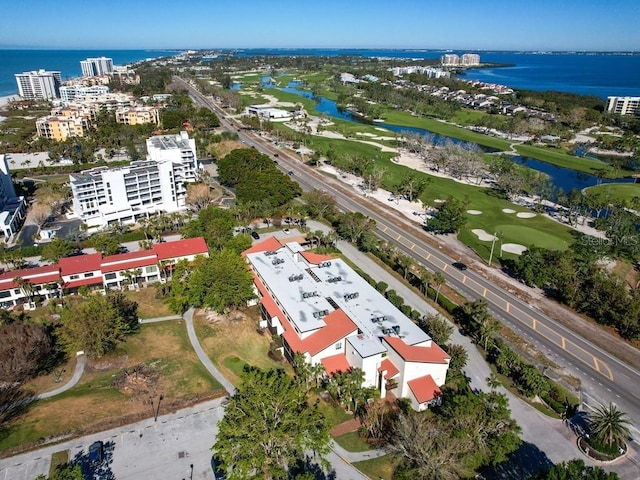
[
  {"x1": 36, "y1": 115, "x2": 89, "y2": 141},
  {"x1": 115, "y1": 106, "x2": 160, "y2": 125},
  {"x1": 606, "y1": 96, "x2": 640, "y2": 117}
]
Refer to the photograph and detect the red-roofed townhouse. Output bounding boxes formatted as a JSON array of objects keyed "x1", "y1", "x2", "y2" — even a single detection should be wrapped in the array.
[
  {"x1": 0, "y1": 264, "x2": 62, "y2": 308},
  {"x1": 382, "y1": 336, "x2": 450, "y2": 410},
  {"x1": 152, "y1": 237, "x2": 208, "y2": 278},
  {"x1": 58, "y1": 252, "x2": 104, "y2": 292},
  {"x1": 101, "y1": 249, "x2": 160, "y2": 290}
]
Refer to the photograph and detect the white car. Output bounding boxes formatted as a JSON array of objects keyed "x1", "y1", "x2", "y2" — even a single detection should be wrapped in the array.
[{"x1": 283, "y1": 228, "x2": 290, "y2": 235}]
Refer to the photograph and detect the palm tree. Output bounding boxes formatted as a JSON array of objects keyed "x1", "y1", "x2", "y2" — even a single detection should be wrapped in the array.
[
  {"x1": 14, "y1": 276, "x2": 34, "y2": 307},
  {"x1": 486, "y1": 373, "x2": 501, "y2": 391},
  {"x1": 432, "y1": 272, "x2": 445, "y2": 304},
  {"x1": 588, "y1": 403, "x2": 631, "y2": 449}
]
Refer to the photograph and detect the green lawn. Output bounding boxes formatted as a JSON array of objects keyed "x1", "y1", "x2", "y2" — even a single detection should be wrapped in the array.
[
  {"x1": 333, "y1": 431, "x2": 371, "y2": 452},
  {"x1": 317, "y1": 398, "x2": 353, "y2": 428},
  {"x1": 370, "y1": 156, "x2": 575, "y2": 257},
  {"x1": 584, "y1": 182, "x2": 640, "y2": 205},
  {"x1": 0, "y1": 321, "x2": 224, "y2": 453},
  {"x1": 514, "y1": 144, "x2": 620, "y2": 176},
  {"x1": 123, "y1": 287, "x2": 173, "y2": 319},
  {"x1": 352, "y1": 454, "x2": 400, "y2": 480}
]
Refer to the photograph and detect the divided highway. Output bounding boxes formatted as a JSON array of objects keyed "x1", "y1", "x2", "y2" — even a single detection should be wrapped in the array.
[{"x1": 176, "y1": 77, "x2": 640, "y2": 436}]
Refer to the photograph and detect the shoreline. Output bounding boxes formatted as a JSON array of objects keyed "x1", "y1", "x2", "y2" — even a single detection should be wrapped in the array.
[{"x1": 0, "y1": 94, "x2": 19, "y2": 108}]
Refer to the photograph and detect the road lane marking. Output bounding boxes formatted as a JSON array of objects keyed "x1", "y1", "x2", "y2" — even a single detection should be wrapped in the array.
[
  {"x1": 483, "y1": 287, "x2": 487, "y2": 297},
  {"x1": 410, "y1": 243, "x2": 415, "y2": 250},
  {"x1": 505, "y1": 302, "x2": 510, "y2": 313}
]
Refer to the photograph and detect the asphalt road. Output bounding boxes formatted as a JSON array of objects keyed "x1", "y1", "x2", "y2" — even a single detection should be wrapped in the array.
[{"x1": 174, "y1": 78, "x2": 640, "y2": 438}]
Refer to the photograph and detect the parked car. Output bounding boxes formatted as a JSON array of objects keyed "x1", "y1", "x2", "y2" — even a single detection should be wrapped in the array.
[
  {"x1": 251, "y1": 231, "x2": 260, "y2": 240},
  {"x1": 288, "y1": 170, "x2": 294, "y2": 176},
  {"x1": 88, "y1": 441, "x2": 103, "y2": 464},
  {"x1": 273, "y1": 153, "x2": 279, "y2": 157},
  {"x1": 452, "y1": 262, "x2": 468, "y2": 271},
  {"x1": 283, "y1": 228, "x2": 290, "y2": 235}
]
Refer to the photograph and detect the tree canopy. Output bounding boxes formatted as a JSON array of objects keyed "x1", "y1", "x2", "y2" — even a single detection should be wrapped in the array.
[
  {"x1": 181, "y1": 205, "x2": 236, "y2": 251},
  {"x1": 213, "y1": 367, "x2": 330, "y2": 480},
  {"x1": 59, "y1": 293, "x2": 139, "y2": 357},
  {"x1": 166, "y1": 250, "x2": 254, "y2": 314},
  {"x1": 533, "y1": 459, "x2": 619, "y2": 480},
  {"x1": 425, "y1": 196, "x2": 468, "y2": 234},
  {"x1": 218, "y1": 149, "x2": 302, "y2": 207}
]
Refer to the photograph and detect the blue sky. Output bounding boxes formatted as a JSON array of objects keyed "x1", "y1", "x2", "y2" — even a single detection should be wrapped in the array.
[{"x1": 0, "y1": 0, "x2": 638, "y2": 51}]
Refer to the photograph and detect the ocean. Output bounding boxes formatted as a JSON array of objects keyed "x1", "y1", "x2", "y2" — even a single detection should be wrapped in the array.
[
  {"x1": 1, "y1": 48, "x2": 639, "y2": 100},
  {"x1": 0, "y1": 49, "x2": 180, "y2": 97}
]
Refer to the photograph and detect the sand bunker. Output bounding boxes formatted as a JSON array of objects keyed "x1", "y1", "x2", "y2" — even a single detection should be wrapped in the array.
[
  {"x1": 433, "y1": 199, "x2": 445, "y2": 203},
  {"x1": 516, "y1": 212, "x2": 537, "y2": 218},
  {"x1": 472, "y1": 229, "x2": 497, "y2": 241},
  {"x1": 502, "y1": 208, "x2": 516, "y2": 214},
  {"x1": 466, "y1": 210, "x2": 483, "y2": 215},
  {"x1": 502, "y1": 243, "x2": 528, "y2": 255}
]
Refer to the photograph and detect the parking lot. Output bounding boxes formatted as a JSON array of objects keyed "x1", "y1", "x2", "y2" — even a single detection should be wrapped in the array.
[{"x1": 0, "y1": 398, "x2": 227, "y2": 480}]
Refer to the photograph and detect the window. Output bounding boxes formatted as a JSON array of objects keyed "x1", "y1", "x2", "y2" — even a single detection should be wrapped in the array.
[
  {"x1": 70, "y1": 275, "x2": 80, "y2": 280},
  {"x1": 145, "y1": 266, "x2": 157, "y2": 273},
  {"x1": 335, "y1": 342, "x2": 342, "y2": 350},
  {"x1": 84, "y1": 272, "x2": 94, "y2": 278},
  {"x1": 14, "y1": 289, "x2": 21, "y2": 295},
  {"x1": 0, "y1": 291, "x2": 11, "y2": 298},
  {"x1": 104, "y1": 273, "x2": 116, "y2": 280}
]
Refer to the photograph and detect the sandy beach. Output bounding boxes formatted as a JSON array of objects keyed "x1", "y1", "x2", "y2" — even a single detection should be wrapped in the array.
[{"x1": 0, "y1": 94, "x2": 19, "y2": 108}]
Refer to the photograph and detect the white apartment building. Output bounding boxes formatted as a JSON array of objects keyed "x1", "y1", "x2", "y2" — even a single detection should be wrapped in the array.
[
  {"x1": 0, "y1": 155, "x2": 26, "y2": 238},
  {"x1": 441, "y1": 54, "x2": 460, "y2": 66},
  {"x1": 461, "y1": 53, "x2": 481, "y2": 66},
  {"x1": 80, "y1": 57, "x2": 114, "y2": 77},
  {"x1": 245, "y1": 238, "x2": 450, "y2": 411},
  {"x1": 146, "y1": 131, "x2": 200, "y2": 182},
  {"x1": 59, "y1": 84, "x2": 110, "y2": 103},
  {"x1": 14, "y1": 70, "x2": 61, "y2": 100},
  {"x1": 70, "y1": 132, "x2": 198, "y2": 228},
  {"x1": 606, "y1": 96, "x2": 640, "y2": 117}
]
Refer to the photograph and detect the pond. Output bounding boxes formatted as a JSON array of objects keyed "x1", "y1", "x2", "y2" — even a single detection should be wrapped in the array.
[{"x1": 266, "y1": 85, "x2": 636, "y2": 191}]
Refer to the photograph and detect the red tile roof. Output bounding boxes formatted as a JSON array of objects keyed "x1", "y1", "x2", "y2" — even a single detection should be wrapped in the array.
[
  {"x1": 63, "y1": 276, "x2": 104, "y2": 289},
  {"x1": 0, "y1": 264, "x2": 61, "y2": 289},
  {"x1": 321, "y1": 354, "x2": 351, "y2": 377},
  {"x1": 101, "y1": 250, "x2": 158, "y2": 273},
  {"x1": 242, "y1": 236, "x2": 282, "y2": 257},
  {"x1": 59, "y1": 253, "x2": 103, "y2": 276},
  {"x1": 300, "y1": 251, "x2": 334, "y2": 264},
  {"x1": 253, "y1": 275, "x2": 357, "y2": 357},
  {"x1": 407, "y1": 374, "x2": 442, "y2": 404},
  {"x1": 152, "y1": 237, "x2": 208, "y2": 261},
  {"x1": 288, "y1": 309, "x2": 358, "y2": 357},
  {"x1": 384, "y1": 336, "x2": 450, "y2": 364},
  {"x1": 377, "y1": 358, "x2": 400, "y2": 380}
]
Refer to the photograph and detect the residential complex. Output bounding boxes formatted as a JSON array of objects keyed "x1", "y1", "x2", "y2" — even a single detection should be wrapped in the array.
[
  {"x1": 80, "y1": 57, "x2": 114, "y2": 77},
  {"x1": 115, "y1": 106, "x2": 161, "y2": 125},
  {"x1": 14, "y1": 69, "x2": 62, "y2": 100},
  {"x1": 70, "y1": 132, "x2": 198, "y2": 229},
  {"x1": 0, "y1": 155, "x2": 26, "y2": 239},
  {"x1": 59, "y1": 84, "x2": 110, "y2": 103},
  {"x1": 244, "y1": 237, "x2": 450, "y2": 411},
  {"x1": 441, "y1": 53, "x2": 481, "y2": 66},
  {"x1": 606, "y1": 96, "x2": 640, "y2": 117},
  {"x1": 389, "y1": 65, "x2": 450, "y2": 78},
  {"x1": 36, "y1": 114, "x2": 89, "y2": 141},
  {"x1": 0, "y1": 237, "x2": 208, "y2": 308}
]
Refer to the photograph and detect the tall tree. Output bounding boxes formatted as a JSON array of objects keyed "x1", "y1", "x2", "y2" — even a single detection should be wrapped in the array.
[
  {"x1": 40, "y1": 238, "x2": 77, "y2": 263},
  {"x1": 213, "y1": 367, "x2": 330, "y2": 480},
  {"x1": 58, "y1": 293, "x2": 138, "y2": 357},
  {"x1": 0, "y1": 322, "x2": 53, "y2": 382}
]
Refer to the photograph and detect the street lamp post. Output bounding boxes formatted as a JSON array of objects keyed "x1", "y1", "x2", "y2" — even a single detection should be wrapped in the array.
[{"x1": 149, "y1": 393, "x2": 164, "y2": 422}]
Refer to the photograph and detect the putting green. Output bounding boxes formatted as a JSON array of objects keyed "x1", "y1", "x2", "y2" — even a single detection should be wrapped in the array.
[
  {"x1": 495, "y1": 224, "x2": 570, "y2": 250},
  {"x1": 584, "y1": 183, "x2": 640, "y2": 205}
]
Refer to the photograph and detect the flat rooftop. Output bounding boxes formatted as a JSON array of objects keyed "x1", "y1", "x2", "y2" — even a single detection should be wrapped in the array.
[{"x1": 247, "y1": 242, "x2": 430, "y2": 355}]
